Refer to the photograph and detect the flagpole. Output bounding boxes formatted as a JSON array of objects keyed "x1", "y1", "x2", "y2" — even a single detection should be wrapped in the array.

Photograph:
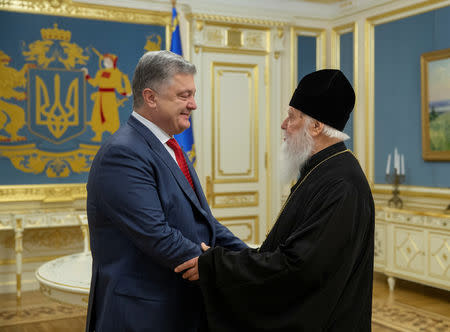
[{"x1": 171, "y1": 0, "x2": 196, "y2": 165}]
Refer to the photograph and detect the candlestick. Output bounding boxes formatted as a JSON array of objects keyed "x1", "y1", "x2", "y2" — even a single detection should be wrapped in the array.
[
  {"x1": 385, "y1": 169, "x2": 405, "y2": 209},
  {"x1": 394, "y1": 148, "x2": 399, "y2": 174},
  {"x1": 386, "y1": 154, "x2": 391, "y2": 175},
  {"x1": 401, "y1": 154, "x2": 405, "y2": 175}
]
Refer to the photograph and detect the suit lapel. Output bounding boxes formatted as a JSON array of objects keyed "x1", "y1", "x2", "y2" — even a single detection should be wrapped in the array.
[
  {"x1": 187, "y1": 159, "x2": 209, "y2": 212},
  {"x1": 185, "y1": 153, "x2": 216, "y2": 240},
  {"x1": 127, "y1": 116, "x2": 204, "y2": 213}
]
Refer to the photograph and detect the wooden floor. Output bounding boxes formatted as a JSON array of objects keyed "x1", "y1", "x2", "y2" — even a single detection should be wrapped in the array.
[
  {"x1": 371, "y1": 273, "x2": 450, "y2": 332},
  {"x1": 0, "y1": 272, "x2": 448, "y2": 331}
]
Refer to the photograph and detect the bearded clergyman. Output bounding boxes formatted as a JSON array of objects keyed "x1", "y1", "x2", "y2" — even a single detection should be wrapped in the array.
[{"x1": 175, "y1": 69, "x2": 375, "y2": 332}]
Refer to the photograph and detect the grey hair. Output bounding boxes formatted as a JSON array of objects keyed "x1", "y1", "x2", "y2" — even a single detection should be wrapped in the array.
[{"x1": 132, "y1": 50, "x2": 196, "y2": 110}]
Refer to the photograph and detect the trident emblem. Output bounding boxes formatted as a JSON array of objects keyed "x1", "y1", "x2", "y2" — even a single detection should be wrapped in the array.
[{"x1": 35, "y1": 73, "x2": 79, "y2": 139}]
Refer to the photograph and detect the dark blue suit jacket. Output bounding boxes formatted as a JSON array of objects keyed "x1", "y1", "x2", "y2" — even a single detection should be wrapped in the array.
[{"x1": 86, "y1": 115, "x2": 247, "y2": 332}]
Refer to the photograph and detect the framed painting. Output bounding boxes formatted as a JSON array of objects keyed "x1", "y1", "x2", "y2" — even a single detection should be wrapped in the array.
[
  {"x1": 0, "y1": 0, "x2": 170, "y2": 203},
  {"x1": 421, "y1": 48, "x2": 450, "y2": 161}
]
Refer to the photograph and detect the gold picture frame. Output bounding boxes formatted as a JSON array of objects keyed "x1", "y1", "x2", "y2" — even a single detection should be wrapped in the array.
[
  {"x1": 421, "y1": 48, "x2": 450, "y2": 161},
  {"x1": 0, "y1": 0, "x2": 171, "y2": 204}
]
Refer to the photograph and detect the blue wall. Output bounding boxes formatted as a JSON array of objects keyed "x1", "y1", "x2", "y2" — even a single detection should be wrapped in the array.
[
  {"x1": 340, "y1": 32, "x2": 354, "y2": 151},
  {"x1": 374, "y1": 6, "x2": 450, "y2": 187},
  {"x1": 297, "y1": 35, "x2": 316, "y2": 82}
]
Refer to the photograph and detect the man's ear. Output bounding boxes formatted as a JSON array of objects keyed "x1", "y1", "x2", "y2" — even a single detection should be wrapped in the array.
[
  {"x1": 142, "y1": 88, "x2": 157, "y2": 108},
  {"x1": 309, "y1": 120, "x2": 324, "y2": 137}
]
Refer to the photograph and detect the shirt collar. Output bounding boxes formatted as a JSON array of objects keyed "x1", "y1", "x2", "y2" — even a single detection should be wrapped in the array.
[{"x1": 132, "y1": 111, "x2": 172, "y2": 144}]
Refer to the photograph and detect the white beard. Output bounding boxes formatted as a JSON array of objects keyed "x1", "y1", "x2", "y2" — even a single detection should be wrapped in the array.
[{"x1": 279, "y1": 124, "x2": 314, "y2": 185}]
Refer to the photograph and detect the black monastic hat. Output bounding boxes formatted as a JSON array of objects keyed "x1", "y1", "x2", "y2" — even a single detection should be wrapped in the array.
[{"x1": 289, "y1": 69, "x2": 355, "y2": 131}]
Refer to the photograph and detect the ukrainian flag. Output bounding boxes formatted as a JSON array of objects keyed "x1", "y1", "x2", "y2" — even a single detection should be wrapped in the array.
[{"x1": 171, "y1": 5, "x2": 196, "y2": 165}]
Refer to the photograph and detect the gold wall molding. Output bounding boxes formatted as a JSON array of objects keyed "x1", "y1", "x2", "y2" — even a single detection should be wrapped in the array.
[
  {"x1": 0, "y1": 254, "x2": 63, "y2": 265},
  {"x1": 213, "y1": 191, "x2": 259, "y2": 208},
  {"x1": 187, "y1": 13, "x2": 285, "y2": 27},
  {"x1": 290, "y1": 26, "x2": 326, "y2": 93},
  {"x1": 330, "y1": 22, "x2": 360, "y2": 161},
  {"x1": 0, "y1": 0, "x2": 171, "y2": 25},
  {"x1": 205, "y1": 26, "x2": 225, "y2": 46},
  {"x1": 0, "y1": 183, "x2": 86, "y2": 203},
  {"x1": 218, "y1": 215, "x2": 260, "y2": 243},
  {"x1": 364, "y1": 19, "x2": 375, "y2": 183},
  {"x1": 227, "y1": 29, "x2": 243, "y2": 48},
  {"x1": 331, "y1": 22, "x2": 356, "y2": 68},
  {"x1": 193, "y1": 19, "x2": 270, "y2": 53},
  {"x1": 245, "y1": 30, "x2": 266, "y2": 49},
  {"x1": 198, "y1": 47, "x2": 269, "y2": 56},
  {"x1": 3, "y1": 227, "x2": 82, "y2": 250},
  {"x1": 367, "y1": 0, "x2": 450, "y2": 25},
  {"x1": 373, "y1": 184, "x2": 450, "y2": 200},
  {"x1": 376, "y1": 206, "x2": 450, "y2": 230}
]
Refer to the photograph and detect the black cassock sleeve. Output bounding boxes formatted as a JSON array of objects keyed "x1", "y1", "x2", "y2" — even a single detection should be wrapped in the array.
[{"x1": 198, "y1": 181, "x2": 366, "y2": 331}]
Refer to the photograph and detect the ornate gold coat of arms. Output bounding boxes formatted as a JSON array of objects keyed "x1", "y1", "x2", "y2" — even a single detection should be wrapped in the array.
[{"x1": 0, "y1": 23, "x2": 140, "y2": 178}]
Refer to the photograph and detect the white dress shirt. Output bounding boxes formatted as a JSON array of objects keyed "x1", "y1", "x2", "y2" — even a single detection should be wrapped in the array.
[{"x1": 131, "y1": 111, "x2": 177, "y2": 164}]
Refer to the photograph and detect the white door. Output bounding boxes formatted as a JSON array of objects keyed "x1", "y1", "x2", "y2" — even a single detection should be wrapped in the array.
[{"x1": 196, "y1": 51, "x2": 268, "y2": 245}]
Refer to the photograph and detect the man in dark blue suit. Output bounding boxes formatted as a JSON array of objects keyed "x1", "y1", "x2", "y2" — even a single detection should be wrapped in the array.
[{"x1": 86, "y1": 50, "x2": 247, "y2": 332}]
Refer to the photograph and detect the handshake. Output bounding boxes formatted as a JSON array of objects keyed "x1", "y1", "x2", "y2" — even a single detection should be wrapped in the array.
[{"x1": 174, "y1": 242, "x2": 210, "y2": 281}]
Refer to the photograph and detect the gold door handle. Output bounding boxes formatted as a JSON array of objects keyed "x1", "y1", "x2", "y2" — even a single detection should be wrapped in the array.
[{"x1": 206, "y1": 175, "x2": 213, "y2": 204}]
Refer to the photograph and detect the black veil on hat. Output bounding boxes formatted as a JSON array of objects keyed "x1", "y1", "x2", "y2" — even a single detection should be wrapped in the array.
[{"x1": 289, "y1": 69, "x2": 355, "y2": 131}]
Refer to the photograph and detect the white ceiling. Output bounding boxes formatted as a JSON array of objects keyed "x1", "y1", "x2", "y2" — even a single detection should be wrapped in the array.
[
  {"x1": 75, "y1": 0, "x2": 396, "y2": 21},
  {"x1": 177, "y1": 0, "x2": 395, "y2": 21}
]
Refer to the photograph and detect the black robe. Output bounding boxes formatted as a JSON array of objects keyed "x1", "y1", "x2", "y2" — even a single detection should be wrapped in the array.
[{"x1": 198, "y1": 142, "x2": 375, "y2": 332}]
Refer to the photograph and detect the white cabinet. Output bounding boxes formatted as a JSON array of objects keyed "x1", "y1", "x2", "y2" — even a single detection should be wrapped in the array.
[
  {"x1": 375, "y1": 206, "x2": 450, "y2": 291},
  {"x1": 429, "y1": 232, "x2": 450, "y2": 281}
]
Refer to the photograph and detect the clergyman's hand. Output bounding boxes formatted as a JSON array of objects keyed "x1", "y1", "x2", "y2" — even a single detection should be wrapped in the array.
[
  {"x1": 174, "y1": 243, "x2": 210, "y2": 281},
  {"x1": 201, "y1": 242, "x2": 210, "y2": 252},
  {"x1": 175, "y1": 256, "x2": 199, "y2": 281}
]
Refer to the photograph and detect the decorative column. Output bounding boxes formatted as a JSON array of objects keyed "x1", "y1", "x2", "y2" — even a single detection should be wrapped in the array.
[{"x1": 14, "y1": 218, "x2": 24, "y2": 300}]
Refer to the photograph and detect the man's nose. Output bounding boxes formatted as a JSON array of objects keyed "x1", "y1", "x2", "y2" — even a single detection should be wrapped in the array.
[
  {"x1": 187, "y1": 96, "x2": 197, "y2": 110},
  {"x1": 281, "y1": 118, "x2": 287, "y2": 130}
]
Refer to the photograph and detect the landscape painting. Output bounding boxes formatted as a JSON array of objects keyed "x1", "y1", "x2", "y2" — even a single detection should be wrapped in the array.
[{"x1": 421, "y1": 48, "x2": 450, "y2": 161}]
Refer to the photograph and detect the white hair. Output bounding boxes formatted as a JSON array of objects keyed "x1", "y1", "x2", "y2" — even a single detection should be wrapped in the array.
[
  {"x1": 322, "y1": 124, "x2": 350, "y2": 141},
  {"x1": 301, "y1": 112, "x2": 350, "y2": 141}
]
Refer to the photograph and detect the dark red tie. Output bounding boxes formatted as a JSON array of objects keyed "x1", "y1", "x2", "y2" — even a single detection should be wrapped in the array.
[{"x1": 166, "y1": 138, "x2": 195, "y2": 190}]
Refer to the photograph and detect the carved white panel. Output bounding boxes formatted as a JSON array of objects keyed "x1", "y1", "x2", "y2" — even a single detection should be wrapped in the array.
[
  {"x1": 394, "y1": 226, "x2": 425, "y2": 274},
  {"x1": 429, "y1": 232, "x2": 450, "y2": 281},
  {"x1": 0, "y1": 214, "x2": 13, "y2": 230},
  {"x1": 374, "y1": 222, "x2": 386, "y2": 266},
  {"x1": 219, "y1": 216, "x2": 259, "y2": 244},
  {"x1": 212, "y1": 63, "x2": 258, "y2": 183},
  {"x1": 243, "y1": 30, "x2": 267, "y2": 50},
  {"x1": 385, "y1": 210, "x2": 450, "y2": 230},
  {"x1": 204, "y1": 26, "x2": 225, "y2": 46}
]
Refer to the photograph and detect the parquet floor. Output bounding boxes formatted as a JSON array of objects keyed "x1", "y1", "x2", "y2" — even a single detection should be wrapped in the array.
[{"x1": 0, "y1": 272, "x2": 448, "y2": 331}]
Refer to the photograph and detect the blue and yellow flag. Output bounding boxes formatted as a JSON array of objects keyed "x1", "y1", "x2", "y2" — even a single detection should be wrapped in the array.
[{"x1": 171, "y1": 6, "x2": 196, "y2": 165}]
